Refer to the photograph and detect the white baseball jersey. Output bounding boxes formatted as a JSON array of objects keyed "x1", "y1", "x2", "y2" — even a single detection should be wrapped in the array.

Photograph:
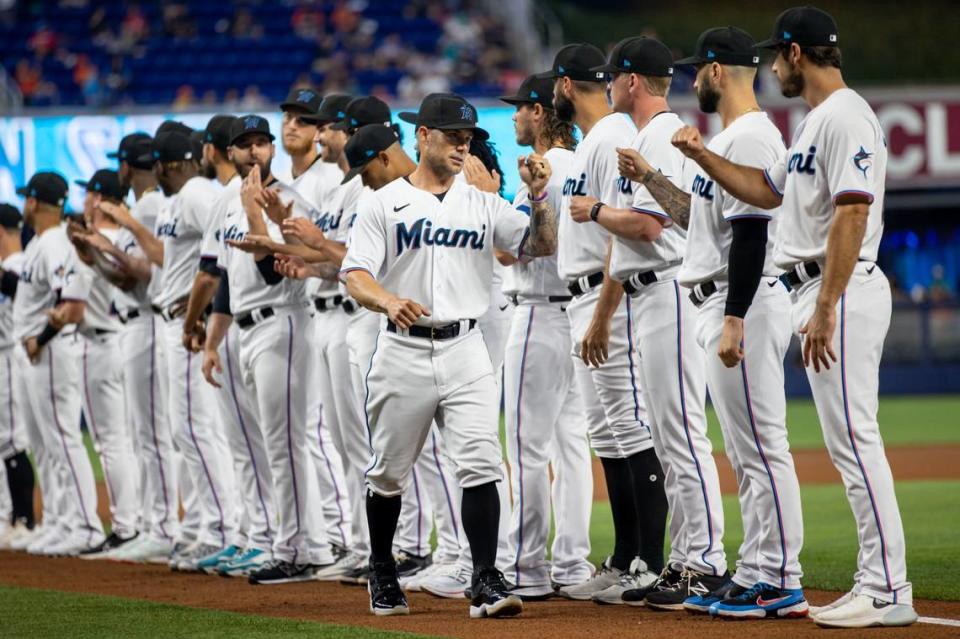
[
  {"x1": 679, "y1": 112, "x2": 786, "y2": 286},
  {"x1": 502, "y1": 146, "x2": 573, "y2": 298},
  {"x1": 201, "y1": 175, "x2": 242, "y2": 262},
  {"x1": 153, "y1": 176, "x2": 222, "y2": 308},
  {"x1": 281, "y1": 157, "x2": 344, "y2": 210},
  {"x1": 12, "y1": 224, "x2": 77, "y2": 341},
  {"x1": 765, "y1": 88, "x2": 886, "y2": 268},
  {"x1": 557, "y1": 113, "x2": 636, "y2": 281},
  {"x1": 114, "y1": 190, "x2": 166, "y2": 314},
  {"x1": 216, "y1": 180, "x2": 312, "y2": 315},
  {"x1": 61, "y1": 227, "x2": 123, "y2": 333},
  {"x1": 0, "y1": 252, "x2": 25, "y2": 348},
  {"x1": 609, "y1": 112, "x2": 689, "y2": 282},
  {"x1": 305, "y1": 174, "x2": 360, "y2": 298},
  {"x1": 335, "y1": 175, "x2": 373, "y2": 301},
  {"x1": 341, "y1": 177, "x2": 531, "y2": 325}
]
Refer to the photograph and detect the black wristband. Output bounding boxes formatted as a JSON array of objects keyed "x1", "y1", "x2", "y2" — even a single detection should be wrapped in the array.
[
  {"x1": 35, "y1": 322, "x2": 61, "y2": 347},
  {"x1": 0, "y1": 270, "x2": 18, "y2": 298},
  {"x1": 590, "y1": 201, "x2": 604, "y2": 222},
  {"x1": 212, "y1": 268, "x2": 232, "y2": 316},
  {"x1": 256, "y1": 255, "x2": 284, "y2": 285}
]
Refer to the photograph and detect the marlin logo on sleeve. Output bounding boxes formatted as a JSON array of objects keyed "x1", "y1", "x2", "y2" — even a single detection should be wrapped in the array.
[
  {"x1": 396, "y1": 218, "x2": 486, "y2": 256},
  {"x1": 853, "y1": 146, "x2": 873, "y2": 178}
]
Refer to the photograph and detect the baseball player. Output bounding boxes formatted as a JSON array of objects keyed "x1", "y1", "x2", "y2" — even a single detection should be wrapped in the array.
[
  {"x1": 498, "y1": 74, "x2": 595, "y2": 598},
  {"x1": 618, "y1": 27, "x2": 807, "y2": 617},
  {"x1": 55, "y1": 169, "x2": 141, "y2": 557},
  {"x1": 541, "y1": 44, "x2": 669, "y2": 602},
  {"x1": 672, "y1": 6, "x2": 917, "y2": 628},
  {"x1": 341, "y1": 93, "x2": 557, "y2": 618},
  {"x1": 86, "y1": 133, "x2": 178, "y2": 563},
  {"x1": 146, "y1": 129, "x2": 240, "y2": 569},
  {"x1": 573, "y1": 36, "x2": 728, "y2": 608},
  {"x1": 12, "y1": 171, "x2": 106, "y2": 556},
  {"x1": 207, "y1": 114, "x2": 336, "y2": 584},
  {"x1": 0, "y1": 203, "x2": 36, "y2": 548}
]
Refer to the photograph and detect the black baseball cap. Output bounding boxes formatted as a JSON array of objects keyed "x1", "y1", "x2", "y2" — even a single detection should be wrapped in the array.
[
  {"x1": 108, "y1": 132, "x2": 155, "y2": 170},
  {"x1": 16, "y1": 171, "x2": 68, "y2": 207},
  {"x1": 203, "y1": 114, "x2": 238, "y2": 152},
  {"x1": 538, "y1": 43, "x2": 607, "y2": 82},
  {"x1": 592, "y1": 36, "x2": 675, "y2": 77},
  {"x1": 75, "y1": 168, "x2": 126, "y2": 201},
  {"x1": 280, "y1": 87, "x2": 324, "y2": 115},
  {"x1": 676, "y1": 27, "x2": 760, "y2": 67},
  {"x1": 756, "y1": 6, "x2": 839, "y2": 49},
  {"x1": 340, "y1": 124, "x2": 401, "y2": 185},
  {"x1": 331, "y1": 96, "x2": 392, "y2": 131},
  {"x1": 155, "y1": 120, "x2": 194, "y2": 137},
  {"x1": 139, "y1": 131, "x2": 197, "y2": 164},
  {"x1": 229, "y1": 114, "x2": 276, "y2": 146},
  {"x1": 500, "y1": 74, "x2": 555, "y2": 109},
  {"x1": 0, "y1": 203, "x2": 22, "y2": 229},
  {"x1": 398, "y1": 93, "x2": 489, "y2": 140},
  {"x1": 311, "y1": 94, "x2": 354, "y2": 124}
]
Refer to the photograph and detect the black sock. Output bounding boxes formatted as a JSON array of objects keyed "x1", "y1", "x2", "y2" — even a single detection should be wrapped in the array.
[
  {"x1": 627, "y1": 448, "x2": 668, "y2": 573},
  {"x1": 5, "y1": 451, "x2": 36, "y2": 528},
  {"x1": 599, "y1": 456, "x2": 640, "y2": 571},
  {"x1": 461, "y1": 481, "x2": 499, "y2": 573},
  {"x1": 365, "y1": 489, "x2": 401, "y2": 565}
]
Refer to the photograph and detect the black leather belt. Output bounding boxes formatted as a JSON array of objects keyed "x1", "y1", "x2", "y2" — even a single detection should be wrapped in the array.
[
  {"x1": 622, "y1": 270, "x2": 660, "y2": 296},
  {"x1": 567, "y1": 271, "x2": 604, "y2": 296},
  {"x1": 93, "y1": 328, "x2": 115, "y2": 335},
  {"x1": 314, "y1": 295, "x2": 358, "y2": 315},
  {"x1": 688, "y1": 281, "x2": 718, "y2": 308},
  {"x1": 386, "y1": 319, "x2": 476, "y2": 340},
  {"x1": 236, "y1": 307, "x2": 275, "y2": 329},
  {"x1": 117, "y1": 309, "x2": 141, "y2": 324},
  {"x1": 152, "y1": 301, "x2": 186, "y2": 322},
  {"x1": 781, "y1": 261, "x2": 821, "y2": 290},
  {"x1": 509, "y1": 294, "x2": 573, "y2": 306}
]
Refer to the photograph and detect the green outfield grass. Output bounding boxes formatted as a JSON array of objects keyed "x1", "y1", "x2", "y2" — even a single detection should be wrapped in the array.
[
  {"x1": 586, "y1": 479, "x2": 960, "y2": 601},
  {"x1": 0, "y1": 586, "x2": 434, "y2": 639}
]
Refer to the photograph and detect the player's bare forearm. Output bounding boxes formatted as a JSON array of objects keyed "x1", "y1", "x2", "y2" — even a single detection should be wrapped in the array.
[
  {"x1": 495, "y1": 248, "x2": 518, "y2": 266},
  {"x1": 596, "y1": 204, "x2": 664, "y2": 242},
  {"x1": 183, "y1": 270, "x2": 220, "y2": 334},
  {"x1": 203, "y1": 311, "x2": 232, "y2": 352},
  {"x1": 89, "y1": 249, "x2": 137, "y2": 291},
  {"x1": 51, "y1": 300, "x2": 85, "y2": 327},
  {"x1": 816, "y1": 203, "x2": 869, "y2": 311},
  {"x1": 695, "y1": 149, "x2": 780, "y2": 210},
  {"x1": 524, "y1": 199, "x2": 558, "y2": 257},
  {"x1": 313, "y1": 262, "x2": 340, "y2": 280},
  {"x1": 344, "y1": 270, "x2": 392, "y2": 314},
  {"x1": 641, "y1": 169, "x2": 691, "y2": 230},
  {"x1": 593, "y1": 243, "x2": 623, "y2": 324}
]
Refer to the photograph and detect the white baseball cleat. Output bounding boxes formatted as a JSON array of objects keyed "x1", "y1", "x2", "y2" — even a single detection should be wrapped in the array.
[
  {"x1": 592, "y1": 558, "x2": 658, "y2": 605},
  {"x1": 26, "y1": 525, "x2": 64, "y2": 555},
  {"x1": 0, "y1": 522, "x2": 34, "y2": 549},
  {"x1": 400, "y1": 561, "x2": 439, "y2": 591},
  {"x1": 9, "y1": 524, "x2": 43, "y2": 551},
  {"x1": 557, "y1": 557, "x2": 624, "y2": 601},
  {"x1": 809, "y1": 589, "x2": 855, "y2": 616},
  {"x1": 419, "y1": 563, "x2": 471, "y2": 599},
  {"x1": 316, "y1": 550, "x2": 367, "y2": 581},
  {"x1": 812, "y1": 594, "x2": 918, "y2": 628}
]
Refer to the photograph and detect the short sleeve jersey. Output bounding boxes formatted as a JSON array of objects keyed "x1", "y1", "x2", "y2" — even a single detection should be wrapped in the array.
[
  {"x1": 340, "y1": 177, "x2": 530, "y2": 325},
  {"x1": 281, "y1": 157, "x2": 344, "y2": 210},
  {"x1": 0, "y1": 252, "x2": 25, "y2": 348},
  {"x1": 609, "y1": 112, "x2": 689, "y2": 281},
  {"x1": 557, "y1": 113, "x2": 637, "y2": 280},
  {"x1": 61, "y1": 227, "x2": 122, "y2": 333},
  {"x1": 764, "y1": 88, "x2": 887, "y2": 268},
  {"x1": 153, "y1": 176, "x2": 221, "y2": 308},
  {"x1": 200, "y1": 175, "x2": 241, "y2": 262},
  {"x1": 678, "y1": 112, "x2": 787, "y2": 286},
  {"x1": 306, "y1": 174, "x2": 357, "y2": 299},
  {"x1": 114, "y1": 190, "x2": 166, "y2": 313},
  {"x1": 502, "y1": 146, "x2": 574, "y2": 298},
  {"x1": 216, "y1": 180, "x2": 311, "y2": 315},
  {"x1": 12, "y1": 224, "x2": 78, "y2": 341}
]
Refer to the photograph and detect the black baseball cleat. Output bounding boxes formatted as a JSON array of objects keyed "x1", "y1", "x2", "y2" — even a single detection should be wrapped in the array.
[
  {"x1": 247, "y1": 559, "x2": 317, "y2": 585},
  {"x1": 368, "y1": 561, "x2": 410, "y2": 616},
  {"x1": 340, "y1": 563, "x2": 370, "y2": 586},
  {"x1": 79, "y1": 531, "x2": 138, "y2": 559},
  {"x1": 622, "y1": 564, "x2": 682, "y2": 607},
  {"x1": 645, "y1": 568, "x2": 730, "y2": 611},
  {"x1": 469, "y1": 568, "x2": 524, "y2": 619},
  {"x1": 395, "y1": 550, "x2": 432, "y2": 578}
]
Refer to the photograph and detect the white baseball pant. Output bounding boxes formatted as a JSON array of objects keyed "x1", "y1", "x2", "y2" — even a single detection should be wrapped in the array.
[
  {"x1": 160, "y1": 318, "x2": 238, "y2": 547},
  {"x1": 0, "y1": 345, "x2": 29, "y2": 460},
  {"x1": 23, "y1": 334, "x2": 104, "y2": 546},
  {"x1": 217, "y1": 323, "x2": 276, "y2": 553},
  {"x1": 503, "y1": 299, "x2": 594, "y2": 587},
  {"x1": 238, "y1": 306, "x2": 332, "y2": 566},
  {"x1": 629, "y1": 273, "x2": 726, "y2": 576},
  {"x1": 791, "y1": 263, "x2": 911, "y2": 604},
  {"x1": 696, "y1": 278, "x2": 803, "y2": 589},
  {"x1": 80, "y1": 331, "x2": 139, "y2": 539}
]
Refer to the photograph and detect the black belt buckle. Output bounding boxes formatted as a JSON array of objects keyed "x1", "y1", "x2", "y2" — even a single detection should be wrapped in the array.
[
  {"x1": 342, "y1": 299, "x2": 356, "y2": 314},
  {"x1": 688, "y1": 280, "x2": 718, "y2": 308},
  {"x1": 388, "y1": 319, "x2": 475, "y2": 340},
  {"x1": 783, "y1": 261, "x2": 822, "y2": 290},
  {"x1": 236, "y1": 306, "x2": 275, "y2": 329},
  {"x1": 623, "y1": 269, "x2": 658, "y2": 296},
  {"x1": 567, "y1": 271, "x2": 604, "y2": 297},
  {"x1": 314, "y1": 295, "x2": 344, "y2": 312}
]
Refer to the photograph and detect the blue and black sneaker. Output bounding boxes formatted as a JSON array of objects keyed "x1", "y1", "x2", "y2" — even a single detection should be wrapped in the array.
[
  {"x1": 196, "y1": 545, "x2": 241, "y2": 574},
  {"x1": 683, "y1": 580, "x2": 745, "y2": 614},
  {"x1": 709, "y1": 582, "x2": 809, "y2": 619},
  {"x1": 219, "y1": 547, "x2": 270, "y2": 577}
]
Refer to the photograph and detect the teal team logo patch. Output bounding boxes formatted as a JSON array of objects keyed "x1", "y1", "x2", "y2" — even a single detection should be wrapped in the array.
[{"x1": 853, "y1": 146, "x2": 873, "y2": 177}]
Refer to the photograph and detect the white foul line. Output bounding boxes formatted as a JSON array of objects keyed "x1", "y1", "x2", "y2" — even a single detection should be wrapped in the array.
[{"x1": 919, "y1": 616, "x2": 960, "y2": 627}]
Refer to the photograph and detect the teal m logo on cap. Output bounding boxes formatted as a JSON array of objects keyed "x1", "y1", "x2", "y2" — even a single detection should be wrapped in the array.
[
  {"x1": 707, "y1": 50, "x2": 716, "y2": 59},
  {"x1": 557, "y1": 65, "x2": 565, "y2": 74},
  {"x1": 244, "y1": 116, "x2": 260, "y2": 129},
  {"x1": 623, "y1": 59, "x2": 631, "y2": 68},
  {"x1": 530, "y1": 90, "x2": 539, "y2": 98},
  {"x1": 297, "y1": 91, "x2": 315, "y2": 103},
  {"x1": 365, "y1": 149, "x2": 375, "y2": 157},
  {"x1": 783, "y1": 31, "x2": 792, "y2": 39}
]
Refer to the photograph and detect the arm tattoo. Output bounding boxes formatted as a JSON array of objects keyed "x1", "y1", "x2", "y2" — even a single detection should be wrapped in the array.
[
  {"x1": 642, "y1": 170, "x2": 691, "y2": 230},
  {"x1": 524, "y1": 199, "x2": 559, "y2": 257},
  {"x1": 314, "y1": 262, "x2": 340, "y2": 280}
]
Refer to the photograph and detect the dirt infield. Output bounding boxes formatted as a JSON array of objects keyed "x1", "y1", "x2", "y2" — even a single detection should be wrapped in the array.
[{"x1": 1, "y1": 552, "x2": 959, "y2": 639}]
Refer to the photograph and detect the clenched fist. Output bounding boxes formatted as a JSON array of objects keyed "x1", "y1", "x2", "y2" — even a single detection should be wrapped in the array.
[
  {"x1": 518, "y1": 153, "x2": 551, "y2": 198},
  {"x1": 671, "y1": 126, "x2": 707, "y2": 160}
]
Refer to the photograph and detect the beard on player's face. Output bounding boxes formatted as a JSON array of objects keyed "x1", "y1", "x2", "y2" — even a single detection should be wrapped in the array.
[
  {"x1": 514, "y1": 106, "x2": 536, "y2": 147},
  {"x1": 696, "y1": 71, "x2": 722, "y2": 114},
  {"x1": 776, "y1": 52, "x2": 805, "y2": 98}
]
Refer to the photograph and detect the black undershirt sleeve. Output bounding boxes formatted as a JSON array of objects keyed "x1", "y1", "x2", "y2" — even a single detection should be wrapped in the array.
[
  {"x1": 197, "y1": 256, "x2": 219, "y2": 276},
  {"x1": 725, "y1": 217, "x2": 769, "y2": 319},
  {"x1": 0, "y1": 270, "x2": 18, "y2": 298},
  {"x1": 256, "y1": 255, "x2": 283, "y2": 286},
  {"x1": 212, "y1": 268, "x2": 232, "y2": 316}
]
